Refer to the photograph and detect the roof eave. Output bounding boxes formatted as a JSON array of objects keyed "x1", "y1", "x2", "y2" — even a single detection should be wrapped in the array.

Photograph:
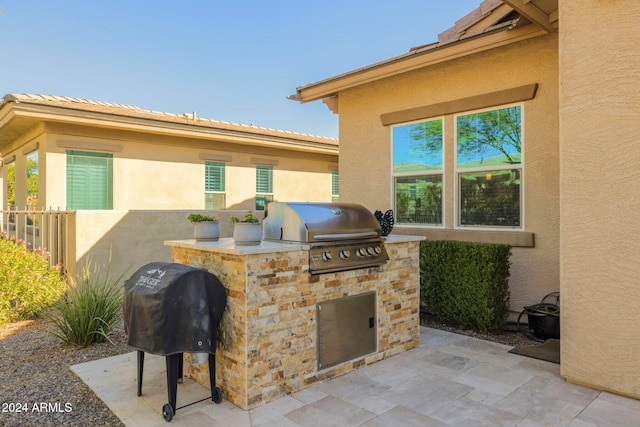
[
  {"x1": 1, "y1": 102, "x2": 339, "y2": 155},
  {"x1": 501, "y1": 0, "x2": 558, "y2": 32},
  {"x1": 291, "y1": 23, "x2": 549, "y2": 104}
]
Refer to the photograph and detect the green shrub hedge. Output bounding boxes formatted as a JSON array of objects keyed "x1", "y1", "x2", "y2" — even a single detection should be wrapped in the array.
[
  {"x1": 420, "y1": 240, "x2": 511, "y2": 332},
  {"x1": 0, "y1": 233, "x2": 66, "y2": 325}
]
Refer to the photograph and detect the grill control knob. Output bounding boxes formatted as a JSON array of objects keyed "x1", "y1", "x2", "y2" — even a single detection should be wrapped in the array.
[
  {"x1": 356, "y1": 248, "x2": 366, "y2": 257},
  {"x1": 366, "y1": 247, "x2": 375, "y2": 256},
  {"x1": 339, "y1": 249, "x2": 351, "y2": 259},
  {"x1": 322, "y1": 251, "x2": 333, "y2": 262},
  {"x1": 373, "y1": 246, "x2": 382, "y2": 255}
]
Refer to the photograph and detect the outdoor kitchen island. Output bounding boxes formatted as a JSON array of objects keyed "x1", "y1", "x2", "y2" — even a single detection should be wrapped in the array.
[{"x1": 164, "y1": 234, "x2": 423, "y2": 410}]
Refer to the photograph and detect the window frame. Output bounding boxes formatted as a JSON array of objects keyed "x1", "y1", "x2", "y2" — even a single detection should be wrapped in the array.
[
  {"x1": 6, "y1": 160, "x2": 16, "y2": 207},
  {"x1": 390, "y1": 117, "x2": 445, "y2": 228},
  {"x1": 453, "y1": 103, "x2": 524, "y2": 230},
  {"x1": 389, "y1": 102, "x2": 525, "y2": 231},
  {"x1": 331, "y1": 170, "x2": 339, "y2": 202},
  {"x1": 255, "y1": 165, "x2": 273, "y2": 211},
  {"x1": 25, "y1": 151, "x2": 39, "y2": 208},
  {"x1": 66, "y1": 150, "x2": 113, "y2": 210},
  {"x1": 204, "y1": 161, "x2": 226, "y2": 210}
]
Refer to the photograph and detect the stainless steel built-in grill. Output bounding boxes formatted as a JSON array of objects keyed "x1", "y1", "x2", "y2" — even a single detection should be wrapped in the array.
[{"x1": 263, "y1": 202, "x2": 389, "y2": 274}]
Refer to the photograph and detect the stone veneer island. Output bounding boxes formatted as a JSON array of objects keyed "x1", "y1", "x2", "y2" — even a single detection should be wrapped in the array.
[{"x1": 164, "y1": 235, "x2": 423, "y2": 410}]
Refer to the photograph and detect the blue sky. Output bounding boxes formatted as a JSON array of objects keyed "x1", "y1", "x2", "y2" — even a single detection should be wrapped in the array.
[{"x1": 0, "y1": 1, "x2": 479, "y2": 139}]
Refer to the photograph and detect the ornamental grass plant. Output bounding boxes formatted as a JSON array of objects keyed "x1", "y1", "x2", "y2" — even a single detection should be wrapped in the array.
[
  {"x1": 48, "y1": 258, "x2": 126, "y2": 347},
  {"x1": 0, "y1": 232, "x2": 66, "y2": 325}
]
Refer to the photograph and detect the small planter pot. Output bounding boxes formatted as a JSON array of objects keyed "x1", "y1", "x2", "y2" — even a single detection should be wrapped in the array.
[
  {"x1": 193, "y1": 221, "x2": 220, "y2": 241},
  {"x1": 233, "y1": 222, "x2": 262, "y2": 246},
  {"x1": 525, "y1": 303, "x2": 560, "y2": 340}
]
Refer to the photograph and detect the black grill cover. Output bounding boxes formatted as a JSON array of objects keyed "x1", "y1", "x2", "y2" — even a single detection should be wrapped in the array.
[{"x1": 123, "y1": 262, "x2": 227, "y2": 356}]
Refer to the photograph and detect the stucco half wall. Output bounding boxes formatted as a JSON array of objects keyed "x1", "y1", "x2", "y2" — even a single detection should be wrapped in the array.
[
  {"x1": 73, "y1": 209, "x2": 264, "y2": 282},
  {"x1": 337, "y1": 32, "x2": 559, "y2": 314},
  {"x1": 559, "y1": 0, "x2": 640, "y2": 399}
]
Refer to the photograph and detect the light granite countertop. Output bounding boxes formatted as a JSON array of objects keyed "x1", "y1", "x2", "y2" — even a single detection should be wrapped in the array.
[{"x1": 164, "y1": 234, "x2": 424, "y2": 256}]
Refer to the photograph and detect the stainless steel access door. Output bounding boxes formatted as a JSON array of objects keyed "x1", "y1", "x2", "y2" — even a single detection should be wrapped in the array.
[{"x1": 317, "y1": 291, "x2": 376, "y2": 370}]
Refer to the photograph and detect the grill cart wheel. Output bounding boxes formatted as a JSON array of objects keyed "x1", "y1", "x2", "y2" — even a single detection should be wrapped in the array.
[
  {"x1": 162, "y1": 403, "x2": 174, "y2": 422},
  {"x1": 213, "y1": 387, "x2": 222, "y2": 404}
]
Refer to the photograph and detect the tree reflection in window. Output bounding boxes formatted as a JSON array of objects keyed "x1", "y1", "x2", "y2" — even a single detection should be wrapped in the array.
[
  {"x1": 392, "y1": 119, "x2": 443, "y2": 225},
  {"x1": 459, "y1": 169, "x2": 520, "y2": 226},
  {"x1": 456, "y1": 106, "x2": 522, "y2": 227},
  {"x1": 457, "y1": 106, "x2": 521, "y2": 167}
]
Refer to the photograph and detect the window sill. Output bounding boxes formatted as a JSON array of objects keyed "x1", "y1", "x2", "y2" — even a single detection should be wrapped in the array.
[{"x1": 392, "y1": 227, "x2": 534, "y2": 248}]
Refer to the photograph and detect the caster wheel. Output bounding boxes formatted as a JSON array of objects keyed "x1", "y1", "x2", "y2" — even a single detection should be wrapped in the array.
[
  {"x1": 162, "y1": 403, "x2": 174, "y2": 422},
  {"x1": 212, "y1": 387, "x2": 222, "y2": 404}
]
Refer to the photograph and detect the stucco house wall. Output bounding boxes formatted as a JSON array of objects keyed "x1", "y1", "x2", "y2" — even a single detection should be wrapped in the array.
[
  {"x1": 337, "y1": 32, "x2": 559, "y2": 313},
  {"x1": 559, "y1": 0, "x2": 640, "y2": 399},
  {"x1": 290, "y1": 0, "x2": 640, "y2": 401},
  {"x1": 0, "y1": 95, "x2": 338, "y2": 279},
  {"x1": 38, "y1": 123, "x2": 336, "y2": 210},
  {"x1": 2, "y1": 122, "x2": 336, "y2": 211}
]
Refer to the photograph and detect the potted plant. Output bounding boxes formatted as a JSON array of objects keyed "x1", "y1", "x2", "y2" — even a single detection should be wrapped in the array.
[
  {"x1": 230, "y1": 211, "x2": 262, "y2": 245},
  {"x1": 188, "y1": 213, "x2": 220, "y2": 241},
  {"x1": 524, "y1": 302, "x2": 560, "y2": 341}
]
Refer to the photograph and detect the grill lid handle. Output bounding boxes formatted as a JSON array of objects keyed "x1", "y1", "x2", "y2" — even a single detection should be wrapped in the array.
[{"x1": 313, "y1": 231, "x2": 379, "y2": 241}]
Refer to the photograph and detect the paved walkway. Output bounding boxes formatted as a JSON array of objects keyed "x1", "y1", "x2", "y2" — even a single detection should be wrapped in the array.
[{"x1": 72, "y1": 327, "x2": 640, "y2": 426}]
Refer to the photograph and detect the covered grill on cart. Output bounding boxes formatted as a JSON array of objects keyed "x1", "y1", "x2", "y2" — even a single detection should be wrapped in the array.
[{"x1": 123, "y1": 262, "x2": 227, "y2": 422}]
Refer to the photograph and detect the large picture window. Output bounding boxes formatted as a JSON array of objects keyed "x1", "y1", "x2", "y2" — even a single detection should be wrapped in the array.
[
  {"x1": 66, "y1": 150, "x2": 113, "y2": 210},
  {"x1": 392, "y1": 118, "x2": 443, "y2": 225},
  {"x1": 456, "y1": 105, "x2": 522, "y2": 227},
  {"x1": 391, "y1": 104, "x2": 523, "y2": 229},
  {"x1": 205, "y1": 161, "x2": 226, "y2": 209}
]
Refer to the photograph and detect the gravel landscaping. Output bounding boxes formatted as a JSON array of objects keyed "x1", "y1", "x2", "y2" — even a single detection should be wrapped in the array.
[
  {"x1": 0, "y1": 318, "x2": 130, "y2": 427},
  {"x1": 0, "y1": 314, "x2": 539, "y2": 427}
]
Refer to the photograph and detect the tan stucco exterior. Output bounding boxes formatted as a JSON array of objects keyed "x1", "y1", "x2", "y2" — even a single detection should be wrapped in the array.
[
  {"x1": 38, "y1": 123, "x2": 336, "y2": 210},
  {"x1": 0, "y1": 113, "x2": 338, "y2": 211},
  {"x1": 291, "y1": 0, "x2": 640, "y2": 401},
  {"x1": 0, "y1": 95, "x2": 338, "y2": 280},
  {"x1": 335, "y1": 32, "x2": 559, "y2": 313},
  {"x1": 559, "y1": 0, "x2": 640, "y2": 399}
]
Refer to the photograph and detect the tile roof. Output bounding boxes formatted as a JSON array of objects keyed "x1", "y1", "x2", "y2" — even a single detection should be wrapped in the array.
[
  {"x1": 2, "y1": 93, "x2": 338, "y2": 145},
  {"x1": 409, "y1": 0, "x2": 516, "y2": 53}
]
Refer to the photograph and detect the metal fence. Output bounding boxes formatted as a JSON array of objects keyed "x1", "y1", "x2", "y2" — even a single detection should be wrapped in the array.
[{"x1": 1, "y1": 207, "x2": 76, "y2": 277}]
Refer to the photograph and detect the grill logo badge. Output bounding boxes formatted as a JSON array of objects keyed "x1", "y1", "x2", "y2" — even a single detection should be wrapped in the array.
[
  {"x1": 134, "y1": 267, "x2": 167, "y2": 289},
  {"x1": 330, "y1": 208, "x2": 342, "y2": 215},
  {"x1": 146, "y1": 268, "x2": 166, "y2": 279}
]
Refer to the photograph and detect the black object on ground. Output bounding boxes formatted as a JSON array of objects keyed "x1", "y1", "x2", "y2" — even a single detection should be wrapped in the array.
[
  {"x1": 123, "y1": 262, "x2": 227, "y2": 422},
  {"x1": 509, "y1": 338, "x2": 560, "y2": 364},
  {"x1": 518, "y1": 292, "x2": 560, "y2": 341}
]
